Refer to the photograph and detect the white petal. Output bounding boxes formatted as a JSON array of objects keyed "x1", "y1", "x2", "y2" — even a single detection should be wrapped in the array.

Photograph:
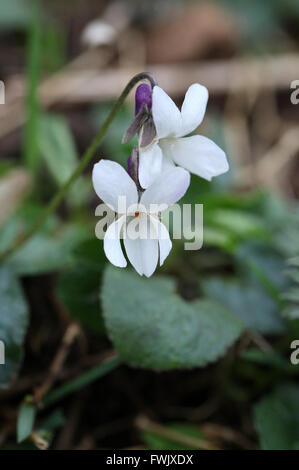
[
  {"x1": 124, "y1": 215, "x2": 159, "y2": 277},
  {"x1": 141, "y1": 167, "x2": 190, "y2": 210},
  {"x1": 161, "y1": 148, "x2": 176, "y2": 172},
  {"x1": 104, "y1": 215, "x2": 127, "y2": 268},
  {"x1": 149, "y1": 215, "x2": 172, "y2": 266},
  {"x1": 92, "y1": 160, "x2": 138, "y2": 211},
  {"x1": 139, "y1": 142, "x2": 163, "y2": 189},
  {"x1": 162, "y1": 135, "x2": 229, "y2": 181},
  {"x1": 178, "y1": 84, "x2": 209, "y2": 137},
  {"x1": 152, "y1": 86, "x2": 182, "y2": 139}
]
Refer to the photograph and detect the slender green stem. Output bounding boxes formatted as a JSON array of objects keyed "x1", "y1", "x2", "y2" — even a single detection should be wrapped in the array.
[
  {"x1": 41, "y1": 355, "x2": 121, "y2": 409},
  {"x1": 0, "y1": 72, "x2": 157, "y2": 263},
  {"x1": 24, "y1": 0, "x2": 41, "y2": 170}
]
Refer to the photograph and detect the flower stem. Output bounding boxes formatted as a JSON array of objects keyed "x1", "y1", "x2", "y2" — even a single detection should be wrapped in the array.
[{"x1": 0, "y1": 72, "x2": 157, "y2": 262}]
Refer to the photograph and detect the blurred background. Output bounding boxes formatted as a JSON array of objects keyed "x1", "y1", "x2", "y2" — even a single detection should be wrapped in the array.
[{"x1": 1, "y1": 0, "x2": 299, "y2": 451}]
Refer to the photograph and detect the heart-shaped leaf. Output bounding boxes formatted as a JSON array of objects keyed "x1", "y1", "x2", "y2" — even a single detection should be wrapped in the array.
[{"x1": 101, "y1": 267, "x2": 243, "y2": 371}]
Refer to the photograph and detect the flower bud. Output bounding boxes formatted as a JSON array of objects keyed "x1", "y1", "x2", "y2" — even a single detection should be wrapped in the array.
[
  {"x1": 122, "y1": 83, "x2": 156, "y2": 147},
  {"x1": 135, "y1": 84, "x2": 152, "y2": 115}
]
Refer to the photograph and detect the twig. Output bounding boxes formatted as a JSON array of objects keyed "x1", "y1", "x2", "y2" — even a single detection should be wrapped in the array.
[
  {"x1": 74, "y1": 435, "x2": 96, "y2": 450},
  {"x1": 1, "y1": 53, "x2": 298, "y2": 140},
  {"x1": 30, "y1": 431, "x2": 49, "y2": 450},
  {"x1": 41, "y1": 355, "x2": 121, "y2": 409},
  {"x1": 135, "y1": 415, "x2": 219, "y2": 450},
  {"x1": 33, "y1": 323, "x2": 81, "y2": 404},
  {"x1": 200, "y1": 423, "x2": 256, "y2": 450},
  {"x1": 55, "y1": 393, "x2": 86, "y2": 450},
  {"x1": 240, "y1": 126, "x2": 299, "y2": 189},
  {"x1": 0, "y1": 350, "x2": 115, "y2": 400},
  {"x1": 190, "y1": 395, "x2": 221, "y2": 422},
  {"x1": 0, "y1": 48, "x2": 113, "y2": 139},
  {"x1": 249, "y1": 331, "x2": 274, "y2": 354},
  {"x1": 0, "y1": 169, "x2": 32, "y2": 227}
]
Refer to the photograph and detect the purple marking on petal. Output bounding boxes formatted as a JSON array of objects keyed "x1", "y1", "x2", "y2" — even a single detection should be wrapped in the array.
[
  {"x1": 127, "y1": 156, "x2": 133, "y2": 178},
  {"x1": 127, "y1": 148, "x2": 139, "y2": 183},
  {"x1": 135, "y1": 84, "x2": 152, "y2": 115}
]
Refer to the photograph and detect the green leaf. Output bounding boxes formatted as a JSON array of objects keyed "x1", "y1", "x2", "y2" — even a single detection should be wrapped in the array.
[
  {"x1": 282, "y1": 305, "x2": 299, "y2": 320},
  {"x1": 57, "y1": 239, "x2": 106, "y2": 332},
  {"x1": 282, "y1": 288, "x2": 299, "y2": 303},
  {"x1": 101, "y1": 267, "x2": 243, "y2": 371},
  {"x1": 0, "y1": 266, "x2": 29, "y2": 388},
  {"x1": 36, "y1": 409, "x2": 65, "y2": 445},
  {"x1": 42, "y1": 26, "x2": 66, "y2": 73},
  {"x1": 39, "y1": 409, "x2": 65, "y2": 433},
  {"x1": 207, "y1": 209, "x2": 269, "y2": 240},
  {"x1": 37, "y1": 113, "x2": 90, "y2": 208},
  {"x1": 0, "y1": 203, "x2": 89, "y2": 276},
  {"x1": 38, "y1": 113, "x2": 78, "y2": 186},
  {"x1": 254, "y1": 384, "x2": 299, "y2": 450},
  {"x1": 282, "y1": 257, "x2": 299, "y2": 319},
  {"x1": 241, "y1": 348, "x2": 294, "y2": 373},
  {"x1": 273, "y1": 205, "x2": 299, "y2": 257},
  {"x1": 203, "y1": 190, "x2": 266, "y2": 213},
  {"x1": 287, "y1": 257, "x2": 299, "y2": 268},
  {"x1": 7, "y1": 224, "x2": 87, "y2": 276},
  {"x1": 235, "y1": 242, "x2": 289, "y2": 292},
  {"x1": 285, "y1": 269, "x2": 299, "y2": 285},
  {"x1": 17, "y1": 400, "x2": 36, "y2": 443},
  {"x1": 202, "y1": 201, "x2": 271, "y2": 252},
  {"x1": 201, "y1": 278, "x2": 285, "y2": 335},
  {"x1": 0, "y1": 0, "x2": 34, "y2": 30},
  {"x1": 203, "y1": 226, "x2": 234, "y2": 251},
  {"x1": 142, "y1": 423, "x2": 205, "y2": 450},
  {"x1": 24, "y1": 1, "x2": 42, "y2": 170},
  {"x1": 42, "y1": 356, "x2": 120, "y2": 408},
  {"x1": 8, "y1": 234, "x2": 71, "y2": 275}
]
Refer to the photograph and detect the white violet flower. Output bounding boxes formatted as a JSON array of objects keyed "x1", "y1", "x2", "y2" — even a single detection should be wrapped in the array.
[
  {"x1": 138, "y1": 83, "x2": 229, "y2": 188},
  {"x1": 92, "y1": 159, "x2": 190, "y2": 277}
]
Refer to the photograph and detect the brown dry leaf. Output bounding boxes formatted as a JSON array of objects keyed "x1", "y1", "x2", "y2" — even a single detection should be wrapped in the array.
[
  {"x1": 0, "y1": 168, "x2": 32, "y2": 227},
  {"x1": 146, "y1": 2, "x2": 239, "y2": 64}
]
